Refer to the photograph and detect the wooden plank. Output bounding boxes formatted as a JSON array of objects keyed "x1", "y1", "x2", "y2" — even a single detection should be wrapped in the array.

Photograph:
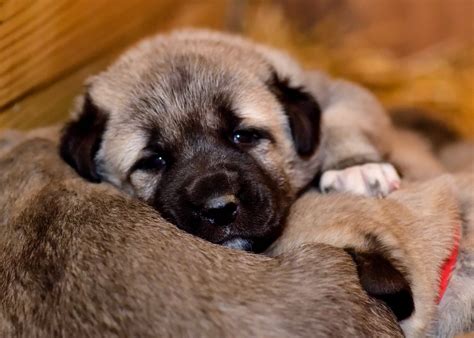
[
  {"x1": 0, "y1": 0, "x2": 180, "y2": 110},
  {"x1": 0, "y1": 51, "x2": 115, "y2": 130},
  {"x1": 0, "y1": 0, "x2": 32, "y2": 23},
  {"x1": 0, "y1": 0, "x2": 230, "y2": 129},
  {"x1": 0, "y1": 0, "x2": 169, "y2": 110}
]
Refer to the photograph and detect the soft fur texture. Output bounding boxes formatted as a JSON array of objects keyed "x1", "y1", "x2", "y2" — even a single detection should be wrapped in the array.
[
  {"x1": 0, "y1": 133, "x2": 403, "y2": 337},
  {"x1": 59, "y1": 29, "x2": 397, "y2": 251},
  {"x1": 268, "y1": 173, "x2": 474, "y2": 337},
  {"x1": 1, "y1": 128, "x2": 473, "y2": 337},
  {"x1": 2, "y1": 74, "x2": 472, "y2": 337},
  {"x1": 434, "y1": 174, "x2": 474, "y2": 337}
]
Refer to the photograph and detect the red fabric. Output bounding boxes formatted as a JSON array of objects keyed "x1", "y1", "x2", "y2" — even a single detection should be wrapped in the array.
[{"x1": 437, "y1": 225, "x2": 461, "y2": 303}]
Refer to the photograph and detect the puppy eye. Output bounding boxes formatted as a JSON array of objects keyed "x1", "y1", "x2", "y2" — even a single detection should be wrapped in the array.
[
  {"x1": 134, "y1": 154, "x2": 167, "y2": 171},
  {"x1": 232, "y1": 129, "x2": 264, "y2": 146}
]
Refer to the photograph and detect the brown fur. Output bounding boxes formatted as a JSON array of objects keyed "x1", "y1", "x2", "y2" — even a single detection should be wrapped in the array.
[
  {"x1": 59, "y1": 29, "x2": 395, "y2": 250},
  {"x1": 0, "y1": 134, "x2": 402, "y2": 337},
  {"x1": 268, "y1": 173, "x2": 474, "y2": 337}
]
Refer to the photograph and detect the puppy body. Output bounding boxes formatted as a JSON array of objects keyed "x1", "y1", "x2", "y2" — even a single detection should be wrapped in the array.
[
  {"x1": 268, "y1": 174, "x2": 474, "y2": 337},
  {"x1": 0, "y1": 136, "x2": 402, "y2": 337},
  {"x1": 434, "y1": 173, "x2": 474, "y2": 337},
  {"x1": 439, "y1": 140, "x2": 474, "y2": 174},
  {"x1": 60, "y1": 29, "x2": 398, "y2": 251},
  {"x1": 387, "y1": 128, "x2": 446, "y2": 181}
]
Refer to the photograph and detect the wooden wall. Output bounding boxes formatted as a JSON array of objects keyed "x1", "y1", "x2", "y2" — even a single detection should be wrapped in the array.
[{"x1": 0, "y1": 0, "x2": 229, "y2": 129}]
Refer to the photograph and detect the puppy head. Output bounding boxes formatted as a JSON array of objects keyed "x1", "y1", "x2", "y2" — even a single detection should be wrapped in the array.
[{"x1": 60, "y1": 30, "x2": 322, "y2": 252}]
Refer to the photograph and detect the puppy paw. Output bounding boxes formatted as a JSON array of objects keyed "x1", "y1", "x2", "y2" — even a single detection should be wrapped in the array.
[{"x1": 320, "y1": 163, "x2": 401, "y2": 197}]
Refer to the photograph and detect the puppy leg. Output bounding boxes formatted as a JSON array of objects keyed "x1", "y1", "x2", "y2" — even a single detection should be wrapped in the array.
[
  {"x1": 320, "y1": 163, "x2": 400, "y2": 197},
  {"x1": 305, "y1": 71, "x2": 400, "y2": 197}
]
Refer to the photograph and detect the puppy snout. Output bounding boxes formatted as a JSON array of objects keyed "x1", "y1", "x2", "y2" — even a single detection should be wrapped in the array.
[
  {"x1": 185, "y1": 170, "x2": 239, "y2": 199},
  {"x1": 201, "y1": 195, "x2": 239, "y2": 226},
  {"x1": 184, "y1": 169, "x2": 241, "y2": 226}
]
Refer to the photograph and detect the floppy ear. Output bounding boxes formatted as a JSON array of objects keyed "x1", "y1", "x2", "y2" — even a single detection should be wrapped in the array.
[
  {"x1": 345, "y1": 248, "x2": 414, "y2": 321},
  {"x1": 267, "y1": 72, "x2": 321, "y2": 157},
  {"x1": 59, "y1": 93, "x2": 108, "y2": 183}
]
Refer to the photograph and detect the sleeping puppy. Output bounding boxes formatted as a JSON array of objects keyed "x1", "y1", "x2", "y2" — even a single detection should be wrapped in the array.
[
  {"x1": 268, "y1": 173, "x2": 474, "y2": 337},
  {"x1": 59, "y1": 29, "x2": 400, "y2": 252}
]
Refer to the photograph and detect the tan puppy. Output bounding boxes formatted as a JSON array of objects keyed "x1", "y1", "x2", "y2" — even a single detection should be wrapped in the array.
[
  {"x1": 0, "y1": 135, "x2": 403, "y2": 337},
  {"x1": 59, "y1": 29, "x2": 400, "y2": 252},
  {"x1": 268, "y1": 173, "x2": 474, "y2": 337}
]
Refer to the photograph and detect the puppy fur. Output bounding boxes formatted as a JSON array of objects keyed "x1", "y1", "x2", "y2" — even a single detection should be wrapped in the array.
[
  {"x1": 0, "y1": 135, "x2": 403, "y2": 337},
  {"x1": 433, "y1": 173, "x2": 474, "y2": 337},
  {"x1": 59, "y1": 29, "x2": 395, "y2": 251},
  {"x1": 268, "y1": 173, "x2": 474, "y2": 337}
]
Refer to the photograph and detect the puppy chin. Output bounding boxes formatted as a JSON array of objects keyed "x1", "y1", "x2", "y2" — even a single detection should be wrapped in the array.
[{"x1": 221, "y1": 238, "x2": 253, "y2": 251}]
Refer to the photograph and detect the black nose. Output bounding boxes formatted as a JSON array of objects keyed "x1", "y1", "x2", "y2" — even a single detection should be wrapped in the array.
[{"x1": 200, "y1": 195, "x2": 239, "y2": 226}]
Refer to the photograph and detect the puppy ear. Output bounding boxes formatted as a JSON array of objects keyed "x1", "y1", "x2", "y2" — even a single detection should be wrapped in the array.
[
  {"x1": 59, "y1": 93, "x2": 108, "y2": 183},
  {"x1": 267, "y1": 72, "x2": 321, "y2": 157},
  {"x1": 345, "y1": 248, "x2": 414, "y2": 321}
]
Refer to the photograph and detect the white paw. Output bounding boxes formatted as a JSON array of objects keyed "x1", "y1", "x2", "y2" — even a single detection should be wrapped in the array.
[{"x1": 320, "y1": 163, "x2": 401, "y2": 197}]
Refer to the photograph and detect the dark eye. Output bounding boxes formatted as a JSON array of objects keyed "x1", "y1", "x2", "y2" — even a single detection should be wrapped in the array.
[
  {"x1": 134, "y1": 154, "x2": 167, "y2": 172},
  {"x1": 232, "y1": 129, "x2": 264, "y2": 146}
]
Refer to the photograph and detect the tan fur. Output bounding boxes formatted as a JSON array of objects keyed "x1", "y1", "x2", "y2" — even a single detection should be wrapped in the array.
[
  {"x1": 439, "y1": 141, "x2": 474, "y2": 174},
  {"x1": 78, "y1": 28, "x2": 393, "y2": 200},
  {"x1": 0, "y1": 133, "x2": 402, "y2": 337},
  {"x1": 268, "y1": 173, "x2": 474, "y2": 337},
  {"x1": 388, "y1": 128, "x2": 446, "y2": 181},
  {"x1": 304, "y1": 70, "x2": 392, "y2": 172},
  {"x1": 432, "y1": 173, "x2": 474, "y2": 337}
]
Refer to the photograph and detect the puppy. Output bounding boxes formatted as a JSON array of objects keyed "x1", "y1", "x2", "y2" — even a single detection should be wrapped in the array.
[
  {"x1": 59, "y1": 29, "x2": 400, "y2": 252},
  {"x1": 0, "y1": 136, "x2": 403, "y2": 337},
  {"x1": 268, "y1": 173, "x2": 474, "y2": 337}
]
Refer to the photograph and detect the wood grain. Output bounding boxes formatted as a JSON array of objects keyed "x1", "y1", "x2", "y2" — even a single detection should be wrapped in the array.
[
  {"x1": 0, "y1": 0, "x2": 173, "y2": 110},
  {"x1": 0, "y1": 50, "x2": 114, "y2": 129},
  {"x1": 0, "y1": 0, "x2": 229, "y2": 129}
]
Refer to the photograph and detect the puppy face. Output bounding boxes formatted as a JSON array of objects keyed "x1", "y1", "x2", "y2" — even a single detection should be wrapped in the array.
[{"x1": 60, "y1": 30, "x2": 321, "y2": 252}]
